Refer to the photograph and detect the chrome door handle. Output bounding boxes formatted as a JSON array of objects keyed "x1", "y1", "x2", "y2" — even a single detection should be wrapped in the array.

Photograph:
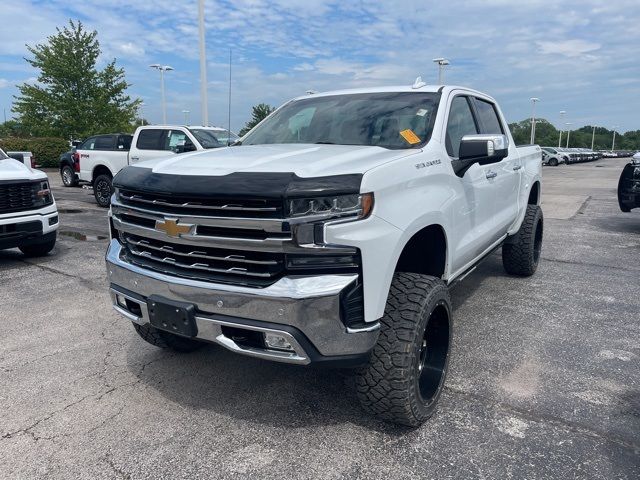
[
  {"x1": 130, "y1": 156, "x2": 139, "y2": 161},
  {"x1": 486, "y1": 171, "x2": 497, "y2": 179},
  {"x1": 513, "y1": 165, "x2": 522, "y2": 170}
]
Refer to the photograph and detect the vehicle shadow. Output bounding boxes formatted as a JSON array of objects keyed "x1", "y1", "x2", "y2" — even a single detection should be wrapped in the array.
[{"x1": 126, "y1": 254, "x2": 509, "y2": 433}]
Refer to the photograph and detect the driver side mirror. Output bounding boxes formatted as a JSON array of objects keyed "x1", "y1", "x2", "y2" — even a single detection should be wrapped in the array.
[
  {"x1": 452, "y1": 134, "x2": 509, "y2": 177},
  {"x1": 175, "y1": 143, "x2": 197, "y2": 154}
]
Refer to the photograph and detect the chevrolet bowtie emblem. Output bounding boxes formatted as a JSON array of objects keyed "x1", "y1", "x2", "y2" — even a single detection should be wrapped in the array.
[{"x1": 155, "y1": 218, "x2": 193, "y2": 237}]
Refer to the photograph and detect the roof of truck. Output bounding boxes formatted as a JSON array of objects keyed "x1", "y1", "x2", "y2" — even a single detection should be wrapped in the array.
[{"x1": 292, "y1": 84, "x2": 491, "y2": 101}]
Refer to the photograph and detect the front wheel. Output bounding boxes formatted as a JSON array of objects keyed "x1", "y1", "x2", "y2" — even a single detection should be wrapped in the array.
[
  {"x1": 550, "y1": 158, "x2": 558, "y2": 167},
  {"x1": 502, "y1": 204, "x2": 543, "y2": 276},
  {"x1": 61, "y1": 165, "x2": 78, "y2": 187},
  {"x1": 133, "y1": 323, "x2": 204, "y2": 353},
  {"x1": 356, "y1": 273, "x2": 452, "y2": 427},
  {"x1": 93, "y1": 174, "x2": 113, "y2": 208},
  {"x1": 19, "y1": 236, "x2": 56, "y2": 257}
]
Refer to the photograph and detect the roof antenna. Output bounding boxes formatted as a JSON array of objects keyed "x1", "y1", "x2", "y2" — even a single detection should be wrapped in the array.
[
  {"x1": 412, "y1": 76, "x2": 427, "y2": 89},
  {"x1": 306, "y1": 90, "x2": 316, "y2": 95}
]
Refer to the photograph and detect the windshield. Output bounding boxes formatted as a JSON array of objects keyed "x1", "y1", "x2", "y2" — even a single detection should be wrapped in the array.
[
  {"x1": 189, "y1": 128, "x2": 237, "y2": 148},
  {"x1": 242, "y1": 92, "x2": 440, "y2": 149}
]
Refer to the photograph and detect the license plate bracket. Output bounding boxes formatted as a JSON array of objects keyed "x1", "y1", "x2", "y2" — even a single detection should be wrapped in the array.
[{"x1": 147, "y1": 295, "x2": 198, "y2": 337}]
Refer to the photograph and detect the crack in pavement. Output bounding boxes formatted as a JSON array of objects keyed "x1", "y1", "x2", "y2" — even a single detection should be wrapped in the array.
[
  {"x1": 444, "y1": 385, "x2": 640, "y2": 452},
  {"x1": 19, "y1": 259, "x2": 105, "y2": 293},
  {"x1": 540, "y1": 256, "x2": 640, "y2": 273}
]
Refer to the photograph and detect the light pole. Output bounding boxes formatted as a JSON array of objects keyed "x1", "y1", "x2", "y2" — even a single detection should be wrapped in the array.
[
  {"x1": 182, "y1": 110, "x2": 190, "y2": 125},
  {"x1": 530, "y1": 97, "x2": 540, "y2": 144},
  {"x1": 565, "y1": 122, "x2": 572, "y2": 148},
  {"x1": 611, "y1": 126, "x2": 619, "y2": 152},
  {"x1": 591, "y1": 125, "x2": 596, "y2": 151},
  {"x1": 149, "y1": 64, "x2": 174, "y2": 124},
  {"x1": 139, "y1": 103, "x2": 145, "y2": 125},
  {"x1": 432, "y1": 58, "x2": 450, "y2": 85},
  {"x1": 558, "y1": 111, "x2": 566, "y2": 147},
  {"x1": 198, "y1": 0, "x2": 209, "y2": 126}
]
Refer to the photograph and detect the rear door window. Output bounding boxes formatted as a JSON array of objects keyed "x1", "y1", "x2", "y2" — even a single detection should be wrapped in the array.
[
  {"x1": 473, "y1": 98, "x2": 504, "y2": 134},
  {"x1": 94, "y1": 135, "x2": 116, "y2": 150},
  {"x1": 79, "y1": 137, "x2": 97, "y2": 150}
]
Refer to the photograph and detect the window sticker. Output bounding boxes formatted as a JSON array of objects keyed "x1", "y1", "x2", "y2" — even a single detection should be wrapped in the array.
[
  {"x1": 400, "y1": 129, "x2": 421, "y2": 144},
  {"x1": 416, "y1": 108, "x2": 428, "y2": 117}
]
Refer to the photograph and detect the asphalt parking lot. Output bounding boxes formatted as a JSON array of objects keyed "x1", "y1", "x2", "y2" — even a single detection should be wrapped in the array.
[{"x1": 1, "y1": 158, "x2": 639, "y2": 479}]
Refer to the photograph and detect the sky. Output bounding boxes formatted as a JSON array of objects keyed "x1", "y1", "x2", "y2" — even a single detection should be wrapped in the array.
[{"x1": 0, "y1": 0, "x2": 639, "y2": 135}]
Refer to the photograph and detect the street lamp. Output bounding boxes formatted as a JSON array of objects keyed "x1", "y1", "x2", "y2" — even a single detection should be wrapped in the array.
[
  {"x1": 565, "y1": 122, "x2": 572, "y2": 148},
  {"x1": 432, "y1": 58, "x2": 450, "y2": 85},
  {"x1": 149, "y1": 64, "x2": 174, "y2": 124},
  {"x1": 138, "y1": 102, "x2": 145, "y2": 125},
  {"x1": 611, "y1": 126, "x2": 619, "y2": 152},
  {"x1": 182, "y1": 110, "x2": 190, "y2": 125},
  {"x1": 591, "y1": 125, "x2": 596, "y2": 151},
  {"x1": 198, "y1": 0, "x2": 209, "y2": 126},
  {"x1": 530, "y1": 97, "x2": 540, "y2": 144},
  {"x1": 558, "y1": 111, "x2": 566, "y2": 147}
]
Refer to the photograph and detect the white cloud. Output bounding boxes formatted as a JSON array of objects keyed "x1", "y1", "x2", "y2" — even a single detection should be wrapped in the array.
[
  {"x1": 537, "y1": 39, "x2": 601, "y2": 58},
  {"x1": 0, "y1": 79, "x2": 11, "y2": 88}
]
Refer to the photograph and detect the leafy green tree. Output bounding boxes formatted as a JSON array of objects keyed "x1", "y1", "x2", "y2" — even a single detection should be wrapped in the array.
[
  {"x1": 239, "y1": 103, "x2": 275, "y2": 136},
  {"x1": 12, "y1": 20, "x2": 140, "y2": 140},
  {"x1": 0, "y1": 120, "x2": 27, "y2": 138}
]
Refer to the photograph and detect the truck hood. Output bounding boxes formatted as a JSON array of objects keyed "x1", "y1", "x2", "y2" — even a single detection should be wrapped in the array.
[
  {"x1": 0, "y1": 158, "x2": 46, "y2": 181},
  {"x1": 136, "y1": 144, "x2": 419, "y2": 177}
]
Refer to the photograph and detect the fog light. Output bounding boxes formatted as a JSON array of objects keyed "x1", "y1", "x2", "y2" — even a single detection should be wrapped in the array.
[{"x1": 264, "y1": 332, "x2": 294, "y2": 352}]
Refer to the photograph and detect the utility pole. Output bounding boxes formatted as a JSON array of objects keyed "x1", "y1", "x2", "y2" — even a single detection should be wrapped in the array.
[
  {"x1": 591, "y1": 126, "x2": 596, "y2": 151},
  {"x1": 611, "y1": 126, "x2": 619, "y2": 151},
  {"x1": 558, "y1": 111, "x2": 566, "y2": 147},
  {"x1": 432, "y1": 58, "x2": 450, "y2": 85},
  {"x1": 565, "y1": 123, "x2": 572, "y2": 148},
  {"x1": 149, "y1": 64, "x2": 174, "y2": 124},
  {"x1": 530, "y1": 97, "x2": 540, "y2": 144},
  {"x1": 198, "y1": 0, "x2": 209, "y2": 126}
]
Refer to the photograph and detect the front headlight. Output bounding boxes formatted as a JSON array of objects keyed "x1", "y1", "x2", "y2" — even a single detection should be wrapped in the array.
[
  {"x1": 287, "y1": 193, "x2": 374, "y2": 220},
  {"x1": 33, "y1": 180, "x2": 53, "y2": 207}
]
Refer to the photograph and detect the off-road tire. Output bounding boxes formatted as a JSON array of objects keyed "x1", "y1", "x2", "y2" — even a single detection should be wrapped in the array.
[
  {"x1": 61, "y1": 165, "x2": 78, "y2": 187},
  {"x1": 133, "y1": 323, "x2": 204, "y2": 353},
  {"x1": 19, "y1": 237, "x2": 56, "y2": 257},
  {"x1": 93, "y1": 174, "x2": 113, "y2": 208},
  {"x1": 502, "y1": 204, "x2": 543, "y2": 276},
  {"x1": 356, "y1": 273, "x2": 452, "y2": 427}
]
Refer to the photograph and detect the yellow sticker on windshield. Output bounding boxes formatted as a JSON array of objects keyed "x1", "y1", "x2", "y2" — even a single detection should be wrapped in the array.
[{"x1": 400, "y1": 129, "x2": 421, "y2": 145}]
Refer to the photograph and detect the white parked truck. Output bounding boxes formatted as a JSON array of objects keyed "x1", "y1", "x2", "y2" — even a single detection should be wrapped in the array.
[
  {"x1": 106, "y1": 84, "x2": 543, "y2": 426},
  {"x1": 0, "y1": 149, "x2": 58, "y2": 256},
  {"x1": 76, "y1": 126, "x2": 237, "y2": 207}
]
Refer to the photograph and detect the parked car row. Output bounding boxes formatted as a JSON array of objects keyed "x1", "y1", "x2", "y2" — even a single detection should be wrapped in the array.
[
  {"x1": 602, "y1": 150, "x2": 636, "y2": 158},
  {"x1": 541, "y1": 147, "x2": 603, "y2": 165},
  {"x1": 59, "y1": 125, "x2": 239, "y2": 206}
]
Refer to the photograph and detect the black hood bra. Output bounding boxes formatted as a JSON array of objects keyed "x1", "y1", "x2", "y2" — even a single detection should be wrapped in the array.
[{"x1": 113, "y1": 166, "x2": 363, "y2": 200}]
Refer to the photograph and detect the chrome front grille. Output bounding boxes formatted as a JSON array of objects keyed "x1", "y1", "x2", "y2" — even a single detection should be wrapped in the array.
[
  {"x1": 111, "y1": 188, "x2": 360, "y2": 287},
  {"x1": 111, "y1": 189, "x2": 292, "y2": 286}
]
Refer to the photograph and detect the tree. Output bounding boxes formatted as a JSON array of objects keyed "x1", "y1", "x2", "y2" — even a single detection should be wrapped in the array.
[
  {"x1": 239, "y1": 103, "x2": 275, "y2": 136},
  {"x1": 13, "y1": 20, "x2": 140, "y2": 139}
]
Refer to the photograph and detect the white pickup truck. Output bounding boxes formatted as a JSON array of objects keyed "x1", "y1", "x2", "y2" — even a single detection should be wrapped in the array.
[
  {"x1": 0, "y1": 148, "x2": 58, "y2": 256},
  {"x1": 75, "y1": 126, "x2": 238, "y2": 207},
  {"x1": 106, "y1": 83, "x2": 543, "y2": 426}
]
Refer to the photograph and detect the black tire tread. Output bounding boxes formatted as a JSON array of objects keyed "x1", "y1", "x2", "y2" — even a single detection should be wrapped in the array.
[
  {"x1": 93, "y1": 173, "x2": 113, "y2": 208},
  {"x1": 355, "y1": 272, "x2": 450, "y2": 427},
  {"x1": 502, "y1": 204, "x2": 543, "y2": 276}
]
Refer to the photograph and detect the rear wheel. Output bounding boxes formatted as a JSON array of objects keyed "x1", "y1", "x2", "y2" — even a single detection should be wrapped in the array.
[
  {"x1": 61, "y1": 165, "x2": 78, "y2": 187},
  {"x1": 502, "y1": 204, "x2": 543, "y2": 276},
  {"x1": 93, "y1": 174, "x2": 113, "y2": 207},
  {"x1": 133, "y1": 323, "x2": 204, "y2": 353},
  {"x1": 356, "y1": 273, "x2": 452, "y2": 427},
  {"x1": 550, "y1": 158, "x2": 558, "y2": 167}
]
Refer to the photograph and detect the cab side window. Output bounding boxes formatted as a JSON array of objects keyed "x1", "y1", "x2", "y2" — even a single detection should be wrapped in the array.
[
  {"x1": 473, "y1": 98, "x2": 504, "y2": 134},
  {"x1": 446, "y1": 96, "x2": 478, "y2": 158},
  {"x1": 79, "y1": 137, "x2": 97, "y2": 150},
  {"x1": 165, "y1": 130, "x2": 195, "y2": 152},
  {"x1": 94, "y1": 135, "x2": 116, "y2": 150},
  {"x1": 136, "y1": 129, "x2": 167, "y2": 150}
]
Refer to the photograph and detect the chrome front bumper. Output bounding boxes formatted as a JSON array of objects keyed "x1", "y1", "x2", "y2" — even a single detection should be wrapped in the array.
[{"x1": 106, "y1": 239, "x2": 379, "y2": 364}]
